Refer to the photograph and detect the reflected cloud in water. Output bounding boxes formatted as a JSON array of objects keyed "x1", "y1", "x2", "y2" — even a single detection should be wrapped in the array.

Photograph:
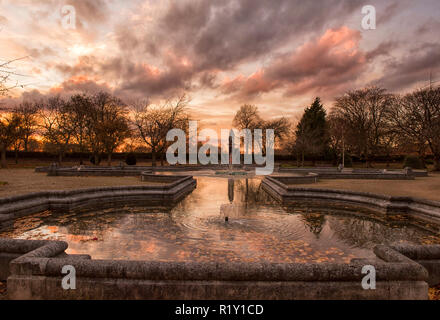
[{"x1": 1, "y1": 177, "x2": 439, "y2": 264}]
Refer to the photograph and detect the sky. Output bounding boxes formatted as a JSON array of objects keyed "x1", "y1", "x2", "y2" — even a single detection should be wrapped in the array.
[{"x1": 0, "y1": 0, "x2": 439, "y2": 129}]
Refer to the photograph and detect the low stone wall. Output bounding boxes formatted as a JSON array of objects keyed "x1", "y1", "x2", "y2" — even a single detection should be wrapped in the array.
[
  {"x1": 45, "y1": 166, "x2": 153, "y2": 177},
  {"x1": 141, "y1": 173, "x2": 192, "y2": 183},
  {"x1": 0, "y1": 176, "x2": 196, "y2": 231},
  {"x1": 279, "y1": 167, "x2": 339, "y2": 173},
  {"x1": 269, "y1": 173, "x2": 319, "y2": 185},
  {"x1": 262, "y1": 176, "x2": 440, "y2": 227},
  {"x1": 36, "y1": 164, "x2": 281, "y2": 175},
  {"x1": 318, "y1": 172, "x2": 415, "y2": 180},
  {"x1": 352, "y1": 168, "x2": 429, "y2": 178},
  {"x1": 0, "y1": 238, "x2": 437, "y2": 299},
  {"x1": 279, "y1": 167, "x2": 429, "y2": 179},
  {"x1": 390, "y1": 244, "x2": 440, "y2": 286}
]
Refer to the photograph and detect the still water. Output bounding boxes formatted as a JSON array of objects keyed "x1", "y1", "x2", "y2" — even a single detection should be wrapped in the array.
[{"x1": 2, "y1": 177, "x2": 439, "y2": 263}]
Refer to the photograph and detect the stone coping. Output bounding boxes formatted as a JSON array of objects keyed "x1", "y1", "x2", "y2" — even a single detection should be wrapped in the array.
[
  {"x1": 1, "y1": 238, "x2": 438, "y2": 299},
  {"x1": 46, "y1": 166, "x2": 153, "y2": 177},
  {"x1": 36, "y1": 164, "x2": 280, "y2": 174},
  {"x1": 267, "y1": 173, "x2": 319, "y2": 185},
  {"x1": 141, "y1": 173, "x2": 193, "y2": 183},
  {"x1": 279, "y1": 167, "x2": 429, "y2": 179},
  {"x1": 262, "y1": 176, "x2": 440, "y2": 226},
  {"x1": 0, "y1": 175, "x2": 196, "y2": 231}
]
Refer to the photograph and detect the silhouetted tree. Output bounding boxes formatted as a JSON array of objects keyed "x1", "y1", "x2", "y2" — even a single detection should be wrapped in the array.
[
  {"x1": 132, "y1": 95, "x2": 189, "y2": 167},
  {"x1": 14, "y1": 101, "x2": 40, "y2": 152},
  {"x1": 388, "y1": 87, "x2": 440, "y2": 171},
  {"x1": 86, "y1": 92, "x2": 130, "y2": 166},
  {"x1": 40, "y1": 96, "x2": 75, "y2": 163},
  {"x1": 332, "y1": 87, "x2": 394, "y2": 167},
  {"x1": 294, "y1": 97, "x2": 328, "y2": 166},
  {"x1": 0, "y1": 112, "x2": 24, "y2": 168}
]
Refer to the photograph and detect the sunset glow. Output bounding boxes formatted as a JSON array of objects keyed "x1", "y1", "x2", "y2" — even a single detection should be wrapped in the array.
[{"x1": 0, "y1": 0, "x2": 438, "y2": 128}]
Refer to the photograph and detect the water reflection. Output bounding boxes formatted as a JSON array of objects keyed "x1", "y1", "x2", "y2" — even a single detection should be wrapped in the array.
[
  {"x1": 1, "y1": 177, "x2": 439, "y2": 263},
  {"x1": 300, "y1": 214, "x2": 326, "y2": 238}
]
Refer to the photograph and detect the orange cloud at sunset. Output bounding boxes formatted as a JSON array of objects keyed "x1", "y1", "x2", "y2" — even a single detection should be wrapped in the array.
[{"x1": 0, "y1": 0, "x2": 439, "y2": 123}]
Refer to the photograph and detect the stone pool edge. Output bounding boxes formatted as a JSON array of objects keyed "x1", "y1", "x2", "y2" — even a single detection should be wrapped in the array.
[
  {"x1": 0, "y1": 175, "x2": 197, "y2": 231},
  {"x1": 262, "y1": 176, "x2": 440, "y2": 227},
  {"x1": 0, "y1": 238, "x2": 438, "y2": 300}
]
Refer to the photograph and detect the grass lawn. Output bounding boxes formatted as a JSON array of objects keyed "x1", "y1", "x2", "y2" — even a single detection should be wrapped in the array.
[
  {"x1": 298, "y1": 172, "x2": 440, "y2": 201},
  {"x1": 0, "y1": 169, "x2": 155, "y2": 197}
]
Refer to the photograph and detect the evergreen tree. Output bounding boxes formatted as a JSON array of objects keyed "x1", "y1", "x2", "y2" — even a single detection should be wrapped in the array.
[{"x1": 294, "y1": 97, "x2": 328, "y2": 165}]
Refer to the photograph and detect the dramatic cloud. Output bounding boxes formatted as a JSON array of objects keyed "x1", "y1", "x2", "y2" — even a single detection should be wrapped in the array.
[
  {"x1": 220, "y1": 27, "x2": 368, "y2": 99},
  {"x1": 372, "y1": 42, "x2": 440, "y2": 91},
  {"x1": 1, "y1": 0, "x2": 439, "y2": 122}
]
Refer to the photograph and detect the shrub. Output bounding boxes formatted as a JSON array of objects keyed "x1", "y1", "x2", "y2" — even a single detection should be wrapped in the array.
[
  {"x1": 125, "y1": 153, "x2": 137, "y2": 166},
  {"x1": 343, "y1": 155, "x2": 353, "y2": 168},
  {"x1": 90, "y1": 155, "x2": 102, "y2": 165},
  {"x1": 403, "y1": 155, "x2": 425, "y2": 169}
]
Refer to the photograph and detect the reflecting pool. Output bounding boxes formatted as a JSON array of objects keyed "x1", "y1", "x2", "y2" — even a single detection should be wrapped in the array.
[{"x1": 1, "y1": 177, "x2": 439, "y2": 263}]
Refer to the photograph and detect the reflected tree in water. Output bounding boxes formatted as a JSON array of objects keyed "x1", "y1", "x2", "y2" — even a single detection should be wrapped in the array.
[
  {"x1": 300, "y1": 213, "x2": 326, "y2": 238},
  {"x1": 327, "y1": 216, "x2": 431, "y2": 248}
]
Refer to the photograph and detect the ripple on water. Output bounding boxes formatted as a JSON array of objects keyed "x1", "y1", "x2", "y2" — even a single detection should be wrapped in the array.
[{"x1": 1, "y1": 177, "x2": 439, "y2": 264}]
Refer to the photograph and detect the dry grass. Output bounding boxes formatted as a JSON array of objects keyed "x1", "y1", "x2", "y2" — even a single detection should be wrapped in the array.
[
  {"x1": 298, "y1": 173, "x2": 440, "y2": 201},
  {"x1": 0, "y1": 169, "x2": 161, "y2": 197}
]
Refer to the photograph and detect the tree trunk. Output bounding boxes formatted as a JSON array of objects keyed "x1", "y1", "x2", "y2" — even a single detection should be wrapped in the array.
[
  {"x1": 107, "y1": 152, "x2": 112, "y2": 167},
  {"x1": 160, "y1": 152, "x2": 164, "y2": 167},
  {"x1": 0, "y1": 144, "x2": 7, "y2": 169},
  {"x1": 301, "y1": 151, "x2": 304, "y2": 167},
  {"x1": 434, "y1": 155, "x2": 440, "y2": 172},
  {"x1": 14, "y1": 148, "x2": 18, "y2": 164},
  {"x1": 151, "y1": 148, "x2": 157, "y2": 167},
  {"x1": 58, "y1": 152, "x2": 63, "y2": 164},
  {"x1": 94, "y1": 153, "x2": 100, "y2": 166}
]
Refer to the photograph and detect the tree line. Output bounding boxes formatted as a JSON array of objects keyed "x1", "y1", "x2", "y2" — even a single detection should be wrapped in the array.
[
  {"x1": 289, "y1": 87, "x2": 440, "y2": 170},
  {"x1": 0, "y1": 91, "x2": 190, "y2": 168},
  {"x1": 1, "y1": 85, "x2": 440, "y2": 170}
]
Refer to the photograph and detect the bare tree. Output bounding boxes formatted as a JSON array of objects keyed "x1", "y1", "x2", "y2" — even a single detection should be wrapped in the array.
[
  {"x1": 327, "y1": 113, "x2": 348, "y2": 166},
  {"x1": 233, "y1": 104, "x2": 262, "y2": 130},
  {"x1": 388, "y1": 87, "x2": 440, "y2": 171},
  {"x1": 96, "y1": 95, "x2": 131, "y2": 166},
  {"x1": 332, "y1": 87, "x2": 394, "y2": 167},
  {"x1": 233, "y1": 104, "x2": 290, "y2": 157},
  {"x1": 68, "y1": 94, "x2": 92, "y2": 164},
  {"x1": 132, "y1": 95, "x2": 189, "y2": 167},
  {"x1": 0, "y1": 112, "x2": 23, "y2": 168},
  {"x1": 14, "y1": 101, "x2": 40, "y2": 152},
  {"x1": 40, "y1": 96, "x2": 75, "y2": 163},
  {"x1": 85, "y1": 91, "x2": 131, "y2": 166},
  {"x1": 0, "y1": 57, "x2": 28, "y2": 95}
]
